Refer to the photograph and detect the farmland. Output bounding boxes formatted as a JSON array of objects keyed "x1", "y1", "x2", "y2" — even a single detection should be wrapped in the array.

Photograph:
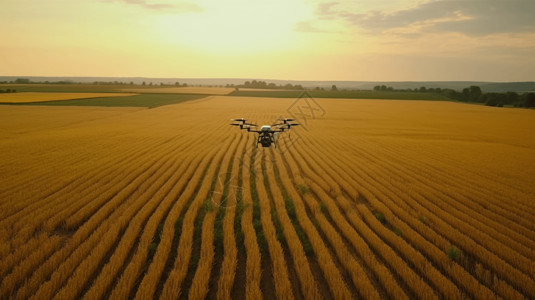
[
  {"x1": 229, "y1": 89, "x2": 452, "y2": 100},
  {"x1": 0, "y1": 92, "x2": 136, "y2": 104},
  {"x1": 121, "y1": 87, "x2": 234, "y2": 95},
  {"x1": 1, "y1": 95, "x2": 534, "y2": 299}
]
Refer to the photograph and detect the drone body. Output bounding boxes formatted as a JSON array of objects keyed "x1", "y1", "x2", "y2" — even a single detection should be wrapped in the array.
[{"x1": 231, "y1": 118, "x2": 299, "y2": 148}]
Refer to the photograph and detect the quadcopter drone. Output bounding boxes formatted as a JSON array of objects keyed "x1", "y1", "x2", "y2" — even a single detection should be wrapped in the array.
[{"x1": 230, "y1": 118, "x2": 300, "y2": 148}]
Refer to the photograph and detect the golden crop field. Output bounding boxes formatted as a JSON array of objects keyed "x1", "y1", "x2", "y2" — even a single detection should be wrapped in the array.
[
  {"x1": 1, "y1": 96, "x2": 534, "y2": 299},
  {"x1": 0, "y1": 92, "x2": 137, "y2": 103}
]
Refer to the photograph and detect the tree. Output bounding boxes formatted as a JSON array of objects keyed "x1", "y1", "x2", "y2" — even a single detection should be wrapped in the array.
[
  {"x1": 15, "y1": 78, "x2": 30, "y2": 84},
  {"x1": 462, "y1": 88, "x2": 470, "y2": 101},
  {"x1": 525, "y1": 93, "x2": 535, "y2": 108},
  {"x1": 331, "y1": 84, "x2": 338, "y2": 91},
  {"x1": 484, "y1": 93, "x2": 506, "y2": 107},
  {"x1": 469, "y1": 86, "x2": 482, "y2": 102},
  {"x1": 442, "y1": 89, "x2": 459, "y2": 100},
  {"x1": 505, "y1": 92, "x2": 518, "y2": 105}
]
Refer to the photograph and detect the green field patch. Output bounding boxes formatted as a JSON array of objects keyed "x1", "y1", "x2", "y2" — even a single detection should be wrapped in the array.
[
  {"x1": 9, "y1": 93, "x2": 207, "y2": 108},
  {"x1": 229, "y1": 89, "x2": 452, "y2": 101},
  {"x1": 311, "y1": 90, "x2": 451, "y2": 100}
]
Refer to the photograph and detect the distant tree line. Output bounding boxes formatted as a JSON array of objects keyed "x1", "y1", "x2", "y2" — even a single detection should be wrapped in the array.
[
  {"x1": 374, "y1": 85, "x2": 535, "y2": 108},
  {"x1": 310, "y1": 85, "x2": 338, "y2": 91},
  {"x1": 92, "y1": 80, "x2": 189, "y2": 86},
  {"x1": 14, "y1": 78, "x2": 30, "y2": 84},
  {"x1": 229, "y1": 80, "x2": 304, "y2": 90},
  {"x1": 10, "y1": 78, "x2": 75, "y2": 84},
  {"x1": 0, "y1": 78, "x2": 30, "y2": 84},
  {"x1": 93, "y1": 80, "x2": 134, "y2": 85},
  {"x1": 0, "y1": 78, "x2": 239, "y2": 88},
  {"x1": 0, "y1": 78, "x2": 76, "y2": 85},
  {"x1": 0, "y1": 78, "x2": 195, "y2": 87}
]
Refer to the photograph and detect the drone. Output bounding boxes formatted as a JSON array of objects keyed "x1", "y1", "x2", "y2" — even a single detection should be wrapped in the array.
[{"x1": 230, "y1": 118, "x2": 300, "y2": 148}]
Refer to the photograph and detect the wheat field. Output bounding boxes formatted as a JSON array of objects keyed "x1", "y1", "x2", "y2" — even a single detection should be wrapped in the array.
[{"x1": 1, "y1": 96, "x2": 534, "y2": 299}]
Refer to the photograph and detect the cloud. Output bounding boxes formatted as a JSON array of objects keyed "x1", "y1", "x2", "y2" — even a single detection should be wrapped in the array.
[
  {"x1": 109, "y1": 0, "x2": 203, "y2": 12},
  {"x1": 294, "y1": 21, "x2": 330, "y2": 33},
  {"x1": 318, "y1": 0, "x2": 535, "y2": 36},
  {"x1": 315, "y1": 2, "x2": 340, "y2": 19}
]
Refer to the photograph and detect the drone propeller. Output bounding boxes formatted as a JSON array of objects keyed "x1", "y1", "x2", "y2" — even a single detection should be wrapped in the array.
[
  {"x1": 231, "y1": 123, "x2": 258, "y2": 131},
  {"x1": 274, "y1": 123, "x2": 300, "y2": 129},
  {"x1": 272, "y1": 118, "x2": 297, "y2": 126},
  {"x1": 231, "y1": 118, "x2": 257, "y2": 126},
  {"x1": 231, "y1": 122, "x2": 257, "y2": 126},
  {"x1": 231, "y1": 117, "x2": 258, "y2": 131}
]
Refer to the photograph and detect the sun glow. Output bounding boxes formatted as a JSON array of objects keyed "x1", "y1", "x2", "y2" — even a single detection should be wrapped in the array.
[{"x1": 152, "y1": 0, "x2": 312, "y2": 54}]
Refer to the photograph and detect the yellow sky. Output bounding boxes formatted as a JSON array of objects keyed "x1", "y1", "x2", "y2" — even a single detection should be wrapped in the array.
[{"x1": 1, "y1": 0, "x2": 534, "y2": 81}]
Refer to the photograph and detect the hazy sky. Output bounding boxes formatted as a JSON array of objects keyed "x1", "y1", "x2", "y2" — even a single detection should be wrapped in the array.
[{"x1": 2, "y1": 0, "x2": 535, "y2": 81}]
